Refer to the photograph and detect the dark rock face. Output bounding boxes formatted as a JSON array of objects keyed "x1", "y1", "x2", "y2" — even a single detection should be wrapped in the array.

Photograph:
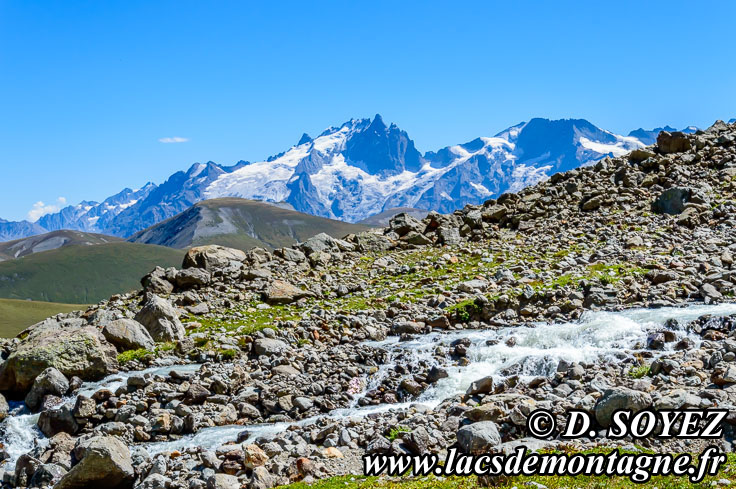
[
  {"x1": 657, "y1": 131, "x2": 692, "y2": 154},
  {"x1": 652, "y1": 187, "x2": 691, "y2": 214}
]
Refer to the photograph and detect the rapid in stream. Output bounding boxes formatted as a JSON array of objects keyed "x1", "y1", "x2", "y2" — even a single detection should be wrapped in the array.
[{"x1": 3, "y1": 303, "x2": 736, "y2": 466}]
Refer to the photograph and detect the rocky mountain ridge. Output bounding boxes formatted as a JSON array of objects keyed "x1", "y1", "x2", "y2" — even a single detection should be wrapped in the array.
[{"x1": 0, "y1": 121, "x2": 735, "y2": 488}]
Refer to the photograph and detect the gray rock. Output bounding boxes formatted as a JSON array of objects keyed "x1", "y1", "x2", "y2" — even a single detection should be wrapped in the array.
[
  {"x1": 652, "y1": 187, "x2": 691, "y2": 215},
  {"x1": 457, "y1": 421, "x2": 502, "y2": 454},
  {"x1": 595, "y1": 387, "x2": 652, "y2": 427},
  {"x1": 0, "y1": 318, "x2": 117, "y2": 394},
  {"x1": 56, "y1": 436, "x2": 134, "y2": 489},
  {"x1": 657, "y1": 131, "x2": 691, "y2": 154},
  {"x1": 466, "y1": 376, "x2": 494, "y2": 396},
  {"x1": 25, "y1": 367, "x2": 69, "y2": 411},
  {"x1": 103, "y1": 318, "x2": 155, "y2": 351},
  {"x1": 30, "y1": 463, "x2": 67, "y2": 487},
  {"x1": 263, "y1": 280, "x2": 315, "y2": 305},
  {"x1": 206, "y1": 473, "x2": 240, "y2": 489},
  {"x1": 175, "y1": 268, "x2": 211, "y2": 289},
  {"x1": 183, "y1": 245, "x2": 246, "y2": 270},
  {"x1": 253, "y1": 338, "x2": 289, "y2": 356},
  {"x1": 134, "y1": 294, "x2": 185, "y2": 342}
]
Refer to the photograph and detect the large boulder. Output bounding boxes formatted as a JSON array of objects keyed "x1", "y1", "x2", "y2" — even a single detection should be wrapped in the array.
[
  {"x1": 140, "y1": 267, "x2": 174, "y2": 295},
  {"x1": 456, "y1": 421, "x2": 502, "y2": 454},
  {"x1": 102, "y1": 318, "x2": 155, "y2": 351},
  {"x1": 183, "y1": 245, "x2": 246, "y2": 270},
  {"x1": 595, "y1": 387, "x2": 652, "y2": 427},
  {"x1": 134, "y1": 294, "x2": 185, "y2": 342},
  {"x1": 25, "y1": 367, "x2": 69, "y2": 411},
  {"x1": 389, "y1": 213, "x2": 424, "y2": 237},
  {"x1": 657, "y1": 131, "x2": 692, "y2": 154},
  {"x1": 263, "y1": 280, "x2": 315, "y2": 305},
  {"x1": 652, "y1": 187, "x2": 691, "y2": 215},
  {"x1": 55, "y1": 436, "x2": 135, "y2": 489},
  {"x1": 300, "y1": 233, "x2": 338, "y2": 255},
  {"x1": 253, "y1": 338, "x2": 289, "y2": 357},
  {"x1": 37, "y1": 405, "x2": 79, "y2": 437},
  {"x1": 0, "y1": 318, "x2": 117, "y2": 394},
  {"x1": 0, "y1": 393, "x2": 8, "y2": 421}
]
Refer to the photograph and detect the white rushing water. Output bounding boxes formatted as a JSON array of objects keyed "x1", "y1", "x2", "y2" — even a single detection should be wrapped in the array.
[
  {"x1": 4, "y1": 304, "x2": 736, "y2": 462},
  {"x1": 0, "y1": 362, "x2": 201, "y2": 468},
  {"x1": 145, "y1": 304, "x2": 736, "y2": 454}
]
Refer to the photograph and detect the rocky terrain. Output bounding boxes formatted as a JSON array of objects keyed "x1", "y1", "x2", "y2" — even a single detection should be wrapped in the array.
[{"x1": 0, "y1": 121, "x2": 735, "y2": 488}]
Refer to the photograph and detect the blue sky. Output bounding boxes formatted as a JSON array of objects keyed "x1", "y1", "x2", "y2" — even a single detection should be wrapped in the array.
[{"x1": 1, "y1": 1, "x2": 735, "y2": 221}]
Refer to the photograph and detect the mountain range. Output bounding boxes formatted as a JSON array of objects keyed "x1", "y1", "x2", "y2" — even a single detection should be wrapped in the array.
[{"x1": 0, "y1": 116, "x2": 707, "y2": 241}]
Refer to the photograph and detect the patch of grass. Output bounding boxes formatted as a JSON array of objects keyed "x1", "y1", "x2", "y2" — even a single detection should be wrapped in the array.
[
  {"x1": 0, "y1": 298, "x2": 88, "y2": 338},
  {"x1": 117, "y1": 348, "x2": 152, "y2": 364},
  {"x1": 628, "y1": 364, "x2": 650, "y2": 379},
  {"x1": 387, "y1": 426, "x2": 411, "y2": 441},
  {"x1": 446, "y1": 298, "x2": 482, "y2": 323},
  {"x1": 218, "y1": 348, "x2": 238, "y2": 360}
]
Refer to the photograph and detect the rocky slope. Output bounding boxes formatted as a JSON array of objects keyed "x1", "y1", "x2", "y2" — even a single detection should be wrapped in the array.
[
  {"x1": 2, "y1": 116, "x2": 651, "y2": 241},
  {"x1": 0, "y1": 122, "x2": 735, "y2": 488},
  {"x1": 129, "y1": 198, "x2": 368, "y2": 251}
]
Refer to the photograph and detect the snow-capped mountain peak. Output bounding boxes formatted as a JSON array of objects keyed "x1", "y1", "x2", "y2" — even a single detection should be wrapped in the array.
[{"x1": 1, "y1": 114, "x2": 687, "y2": 241}]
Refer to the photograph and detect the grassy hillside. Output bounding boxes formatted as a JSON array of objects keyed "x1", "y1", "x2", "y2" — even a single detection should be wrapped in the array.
[
  {"x1": 130, "y1": 198, "x2": 368, "y2": 251},
  {"x1": 0, "y1": 242, "x2": 185, "y2": 304},
  {"x1": 0, "y1": 230, "x2": 122, "y2": 261},
  {"x1": 0, "y1": 298, "x2": 87, "y2": 337}
]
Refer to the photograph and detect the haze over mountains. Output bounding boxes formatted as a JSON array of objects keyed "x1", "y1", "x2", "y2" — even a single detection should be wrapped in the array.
[{"x1": 0, "y1": 115, "x2": 709, "y2": 241}]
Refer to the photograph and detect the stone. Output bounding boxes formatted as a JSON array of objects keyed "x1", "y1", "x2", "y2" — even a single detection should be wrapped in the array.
[
  {"x1": 55, "y1": 436, "x2": 135, "y2": 489},
  {"x1": 652, "y1": 187, "x2": 691, "y2": 215},
  {"x1": 183, "y1": 245, "x2": 246, "y2": 270},
  {"x1": 466, "y1": 376, "x2": 494, "y2": 396},
  {"x1": 206, "y1": 473, "x2": 240, "y2": 489},
  {"x1": 657, "y1": 131, "x2": 692, "y2": 154},
  {"x1": 25, "y1": 367, "x2": 69, "y2": 411},
  {"x1": 263, "y1": 280, "x2": 315, "y2": 304},
  {"x1": 389, "y1": 213, "x2": 424, "y2": 237},
  {"x1": 0, "y1": 393, "x2": 8, "y2": 421},
  {"x1": 0, "y1": 319, "x2": 117, "y2": 394},
  {"x1": 134, "y1": 294, "x2": 185, "y2": 342},
  {"x1": 102, "y1": 318, "x2": 155, "y2": 351},
  {"x1": 253, "y1": 338, "x2": 289, "y2": 356},
  {"x1": 30, "y1": 463, "x2": 67, "y2": 487},
  {"x1": 141, "y1": 267, "x2": 174, "y2": 295},
  {"x1": 250, "y1": 466, "x2": 274, "y2": 489},
  {"x1": 595, "y1": 387, "x2": 652, "y2": 427},
  {"x1": 456, "y1": 421, "x2": 502, "y2": 454},
  {"x1": 243, "y1": 444, "x2": 269, "y2": 469},
  {"x1": 38, "y1": 405, "x2": 79, "y2": 437},
  {"x1": 175, "y1": 268, "x2": 211, "y2": 289},
  {"x1": 355, "y1": 232, "x2": 394, "y2": 252}
]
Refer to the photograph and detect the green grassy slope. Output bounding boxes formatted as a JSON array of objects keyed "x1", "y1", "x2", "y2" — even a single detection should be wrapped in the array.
[
  {"x1": 0, "y1": 230, "x2": 123, "y2": 261},
  {"x1": 131, "y1": 198, "x2": 369, "y2": 251},
  {"x1": 0, "y1": 242, "x2": 185, "y2": 304},
  {"x1": 0, "y1": 298, "x2": 87, "y2": 337}
]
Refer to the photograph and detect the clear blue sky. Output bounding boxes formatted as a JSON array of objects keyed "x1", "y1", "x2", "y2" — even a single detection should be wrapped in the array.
[{"x1": 1, "y1": 1, "x2": 734, "y2": 221}]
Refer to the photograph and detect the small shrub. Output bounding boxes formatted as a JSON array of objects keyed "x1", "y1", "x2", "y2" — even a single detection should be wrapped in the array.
[
  {"x1": 628, "y1": 364, "x2": 650, "y2": 379},
  {"x1": 117, "y1": 348, "x2": 151, "y2": 364},
  {"x1": 387, "y1": 426, "x2": 411, "y2": 441}
]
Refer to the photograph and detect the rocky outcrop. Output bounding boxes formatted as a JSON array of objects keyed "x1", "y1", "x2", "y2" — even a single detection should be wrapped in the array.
[
  {"x1": 183, "y1": 245, "x2": 246, "y2": 270},
  {"x1": 102, "y1": 318, "x2": 155, "y2": 351},
  {"x1": 134, "y1": 294, "x2": 185, "y2": 342},
  {"x1": 55, "y1": 436, "x2": 135, "y2": 489},
  {"x1": 0, "y1": 318, "x2": 117, "y2": 394}
]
